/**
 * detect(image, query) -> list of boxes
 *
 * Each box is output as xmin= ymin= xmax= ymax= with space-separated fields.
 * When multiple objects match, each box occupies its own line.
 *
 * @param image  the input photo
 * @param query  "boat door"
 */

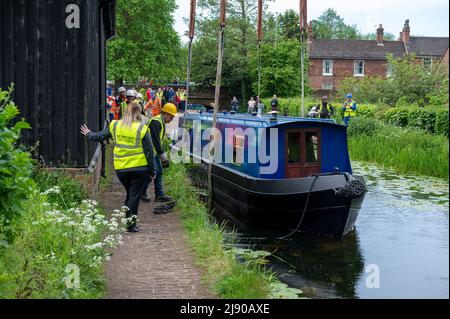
xmin=285 ymin=129 xmax=321 ymax=178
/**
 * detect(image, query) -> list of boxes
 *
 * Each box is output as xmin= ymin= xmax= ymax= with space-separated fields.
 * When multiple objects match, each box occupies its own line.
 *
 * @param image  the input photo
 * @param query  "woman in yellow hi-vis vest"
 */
xmin=81 ymin=102 xmax=155 ymax=233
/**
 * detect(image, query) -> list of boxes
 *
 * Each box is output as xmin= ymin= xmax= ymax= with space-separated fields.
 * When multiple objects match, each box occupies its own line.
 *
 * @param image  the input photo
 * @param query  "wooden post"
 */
xmin=186 ymin=0 xmax=197 ymax=112
xmin=300 ymin=0 xmax=307 ymax=117
xmin=208 ymin=0 xmax=227 ymax=201
xmin=257 ymin=0 xmax=263 ymax=100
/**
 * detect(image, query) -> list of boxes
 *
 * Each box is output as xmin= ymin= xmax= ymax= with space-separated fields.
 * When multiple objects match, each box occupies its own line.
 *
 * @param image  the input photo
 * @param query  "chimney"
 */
xmin=376 ymin=24 xmax=384 ymax=46
xmin=401 ymin=19 xmax=410 ymax=42
xmin=308 ymin=21 xmax=314 ymax=42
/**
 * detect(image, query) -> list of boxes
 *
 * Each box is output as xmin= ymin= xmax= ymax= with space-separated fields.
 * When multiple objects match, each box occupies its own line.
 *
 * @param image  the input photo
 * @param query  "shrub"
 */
xmin=435 ymin=109 xmax=449 ymax=137
xmin=408 ymin=109 xmax=437 ymax=133
xmin=347 ymin=117 xmax=379 ymax=136
xmin=384 ymin=108 xmax=410 ymax=127
xmin=0 ymin=88 xmax=34 ymax=242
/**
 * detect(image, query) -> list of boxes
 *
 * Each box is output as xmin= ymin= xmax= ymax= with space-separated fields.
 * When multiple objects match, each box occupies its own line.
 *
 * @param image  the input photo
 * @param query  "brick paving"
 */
xmin=100 ymin=140 xmax=214 ymax=299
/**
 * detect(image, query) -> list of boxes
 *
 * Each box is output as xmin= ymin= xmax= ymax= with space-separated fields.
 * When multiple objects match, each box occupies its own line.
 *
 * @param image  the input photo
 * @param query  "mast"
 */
xmin=300 ymin=0 xmax=307 ymax=117
xmin=257 ymin=0 xmax=263 ymax=100
xmin=208 ymin=0 xmax=227 ymax=200
xmin=186 ymin=0 xmax=197 ymax=112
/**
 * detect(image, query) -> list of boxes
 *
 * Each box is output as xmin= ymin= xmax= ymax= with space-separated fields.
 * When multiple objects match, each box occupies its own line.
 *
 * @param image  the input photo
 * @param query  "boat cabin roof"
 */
xmin=184 ymin=112 xmax=342 ymax=129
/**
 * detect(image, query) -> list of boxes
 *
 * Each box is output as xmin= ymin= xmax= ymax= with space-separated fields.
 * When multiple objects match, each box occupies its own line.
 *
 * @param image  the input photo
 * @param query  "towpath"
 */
xmin=100 ymin=114 xmax=214 ymax=299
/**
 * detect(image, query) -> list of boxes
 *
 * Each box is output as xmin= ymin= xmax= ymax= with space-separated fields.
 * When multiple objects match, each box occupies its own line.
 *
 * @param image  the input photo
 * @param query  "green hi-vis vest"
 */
xmin=344 ymin=101 xmax=357 ymax=117
xmin=110 ymin=120 xmax=147 ymax=170
xmin=120 ymin=102 xmax=127 ymax=117
xmin=147 ymin=115 xmax=165 ymax=155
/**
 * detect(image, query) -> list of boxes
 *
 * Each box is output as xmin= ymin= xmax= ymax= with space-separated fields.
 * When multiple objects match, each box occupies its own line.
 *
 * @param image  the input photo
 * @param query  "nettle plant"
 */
xmin=0 ymin=87 xmax=33 ymax=242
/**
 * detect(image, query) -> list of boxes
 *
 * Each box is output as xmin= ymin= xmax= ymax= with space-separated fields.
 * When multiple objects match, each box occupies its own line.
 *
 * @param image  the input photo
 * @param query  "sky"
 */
xmin=174 ymin=0 xmax=449 ymax=42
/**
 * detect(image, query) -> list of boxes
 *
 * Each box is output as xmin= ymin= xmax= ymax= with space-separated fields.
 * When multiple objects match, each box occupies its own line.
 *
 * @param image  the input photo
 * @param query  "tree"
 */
xmin=277 ymin=9 xmax=301 ymax=40
xmin=192 ymin=0 xmax=273 ymax=102
xmin=312 ymin=8 xmax=361 ymax=40
xmin=360 ymin=32 xmax=395 ymax=41
xmin=107 ymin=0 xmax=183 ymax=85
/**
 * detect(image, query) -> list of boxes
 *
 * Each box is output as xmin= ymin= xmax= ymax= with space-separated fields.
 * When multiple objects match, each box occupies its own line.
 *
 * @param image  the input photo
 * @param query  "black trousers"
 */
xmin=116 ymin=170 xmax=151 ymax=228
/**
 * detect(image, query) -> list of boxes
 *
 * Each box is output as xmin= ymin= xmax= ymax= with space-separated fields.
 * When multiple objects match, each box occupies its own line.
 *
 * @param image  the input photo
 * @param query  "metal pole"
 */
xmin=208 ymin=0 xmax=227 ymax=200
xmin=300 ymin=0 xmax=307 ymax=117
xmin=301 ymin=33 xmax=305 ymax=117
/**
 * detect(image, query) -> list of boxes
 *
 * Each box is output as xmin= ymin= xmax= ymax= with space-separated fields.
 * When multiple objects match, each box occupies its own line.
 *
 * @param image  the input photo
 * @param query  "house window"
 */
xmin=423 ymin=57 xmax=433 ymax=70
xmin=322 ymin=83 xmax=333 ymax=90
xmin=354 ymin=60 xmax=365 ymax=76
xmin=323 ymin=59 xmax=333 ymax=75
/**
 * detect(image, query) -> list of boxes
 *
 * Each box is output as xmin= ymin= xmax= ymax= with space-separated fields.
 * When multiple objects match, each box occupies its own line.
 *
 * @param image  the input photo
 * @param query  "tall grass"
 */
xmin=348 ymin=118 xmax=449 ymax=180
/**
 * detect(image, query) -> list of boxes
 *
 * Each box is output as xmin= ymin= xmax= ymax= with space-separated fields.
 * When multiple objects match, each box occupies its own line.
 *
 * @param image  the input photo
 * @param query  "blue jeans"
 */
xmin=141 ymin=155 xmax=165 ymax=198
xmin=344 ymin=116 xmax=351 ymax=126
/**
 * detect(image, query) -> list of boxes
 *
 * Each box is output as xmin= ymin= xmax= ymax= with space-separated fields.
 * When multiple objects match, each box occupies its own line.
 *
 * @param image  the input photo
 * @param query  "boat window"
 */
xmin=305 ymin=132 xmax=319 ymax=163
xmin=233 ymin=135 xmax=245 ymax=165
xmin=288 ymin=132 xmax=301 ymax=163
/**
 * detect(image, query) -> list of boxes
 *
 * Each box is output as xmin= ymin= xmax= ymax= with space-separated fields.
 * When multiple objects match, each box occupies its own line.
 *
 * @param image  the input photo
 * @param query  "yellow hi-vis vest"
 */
xmin=344 ymin=101 xmax=357 ymax=117
xmin=147 ymin=115 xmax=165 ymax=155
xmin=120 ymin=101 xmax=128 ymax=117
xmin=319 ymin=104 xmax=332 ymax=115
xmin=110 ymin=120 xmax=148 ymax=170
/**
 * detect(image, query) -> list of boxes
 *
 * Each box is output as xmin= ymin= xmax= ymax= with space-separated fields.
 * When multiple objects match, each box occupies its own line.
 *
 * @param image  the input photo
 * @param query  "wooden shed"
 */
xmin=0 ymin=0 xmax=116 ymax=167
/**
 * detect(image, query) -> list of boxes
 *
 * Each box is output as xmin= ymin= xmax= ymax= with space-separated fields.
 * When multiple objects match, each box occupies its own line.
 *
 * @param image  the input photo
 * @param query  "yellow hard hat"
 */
xmin=162 ymin=103 xmax=177 ymax=116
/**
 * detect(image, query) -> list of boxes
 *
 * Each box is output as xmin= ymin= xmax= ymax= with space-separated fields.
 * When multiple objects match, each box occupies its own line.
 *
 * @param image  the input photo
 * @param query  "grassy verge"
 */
xmin=0 ymin=170 xmax=125 ymax=299
xmin=165 ymin=163 xmax=303 ymax=299
xmin=347 ymin=118 xmax=449 ymax=180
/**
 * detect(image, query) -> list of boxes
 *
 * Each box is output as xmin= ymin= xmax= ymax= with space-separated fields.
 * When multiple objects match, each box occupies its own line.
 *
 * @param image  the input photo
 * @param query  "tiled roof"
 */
xmin=309 ymin=39 xmax=406 ymax=60
xmin=407 ymin=37 xmax=449 ymax=57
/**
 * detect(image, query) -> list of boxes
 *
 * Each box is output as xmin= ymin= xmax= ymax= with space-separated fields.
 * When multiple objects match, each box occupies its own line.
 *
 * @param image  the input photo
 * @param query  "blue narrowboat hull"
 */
xmin=190 ymin=162 xmax=365 ymax=238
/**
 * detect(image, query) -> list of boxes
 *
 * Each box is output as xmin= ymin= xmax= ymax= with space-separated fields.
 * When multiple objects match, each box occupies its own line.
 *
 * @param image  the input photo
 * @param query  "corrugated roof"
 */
xmin=407 ymin=37 xmax=449 ymax=57
xmin=309 ymin=39 xmax=406 ymax=60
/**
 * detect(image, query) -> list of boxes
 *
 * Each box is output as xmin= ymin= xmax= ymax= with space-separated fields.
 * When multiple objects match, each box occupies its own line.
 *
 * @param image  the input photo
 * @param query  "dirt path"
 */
xmin=100 ymin=158 xmax=214 ymax=299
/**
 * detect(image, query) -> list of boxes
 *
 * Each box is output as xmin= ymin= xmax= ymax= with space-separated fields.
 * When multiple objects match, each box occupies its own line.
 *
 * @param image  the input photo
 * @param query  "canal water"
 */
xmin=210 ymin=162 xmax=449 ymax=299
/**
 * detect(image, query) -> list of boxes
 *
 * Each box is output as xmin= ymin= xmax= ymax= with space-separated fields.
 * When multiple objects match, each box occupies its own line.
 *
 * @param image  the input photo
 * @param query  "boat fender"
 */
xmin=335 ymin=174 xmax=367 ymax=199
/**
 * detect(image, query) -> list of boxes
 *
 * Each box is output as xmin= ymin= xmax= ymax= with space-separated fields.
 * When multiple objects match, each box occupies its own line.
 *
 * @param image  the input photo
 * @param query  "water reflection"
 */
xmin=209 ymin=162 xmax=449 ymax=299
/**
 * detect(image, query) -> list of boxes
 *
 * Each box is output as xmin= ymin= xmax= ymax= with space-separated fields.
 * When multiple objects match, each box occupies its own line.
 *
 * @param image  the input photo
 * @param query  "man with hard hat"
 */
xmin=116 ymin=87 xmax=127 ymax=117
xmin=141 ymin=103 xmax=178 ymax=203
xmin=342 ymin=94 xmax=357 ymax=126
xmin=121 ymin=90 xmax=137 ymax=118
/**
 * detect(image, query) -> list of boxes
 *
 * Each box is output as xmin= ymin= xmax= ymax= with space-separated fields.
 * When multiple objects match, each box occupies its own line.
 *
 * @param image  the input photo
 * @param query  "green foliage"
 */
xmin=347 ymin=117 xmax=379 ymax=136
xmin=312 ymin=8 xmax=361 ymax=40
xmin=32 ymin=170 xmax=88 ymax=209
xmin=0 ymin=189 xmax=125 ymax=299
xmin=249 ymin=40 xmax=311 ymax=98
xmin=435 ymin=109 xmax=449 ymax=137
xmin=408 ymin=109 xmax=437 ymax=133
xmin=107 ymin=0 xmax=183 ymax=84
xmin=339 ymin=55 xmax=449 ymax=108
xmin=0 ymin=87 xmax=34 ymax=242
xmin=349 ymin=122 xmax=449 ymax=179
xmin=384 ymin=108 xmax=410 ymax=127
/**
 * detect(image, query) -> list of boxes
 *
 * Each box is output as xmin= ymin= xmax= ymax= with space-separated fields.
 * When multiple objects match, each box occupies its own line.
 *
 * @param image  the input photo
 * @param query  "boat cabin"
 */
xmin=179 ymin=112 xmax=353 ymax=180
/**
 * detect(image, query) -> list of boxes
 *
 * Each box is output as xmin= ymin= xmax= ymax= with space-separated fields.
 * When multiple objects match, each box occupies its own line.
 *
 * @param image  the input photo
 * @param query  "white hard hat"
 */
xmin=126 ymin=90 xmax=137 ymax=97
xmin=118 ymin=87 xmax=126 ymax=93
xmin=137 ymin=93 xmax=143 ymax=99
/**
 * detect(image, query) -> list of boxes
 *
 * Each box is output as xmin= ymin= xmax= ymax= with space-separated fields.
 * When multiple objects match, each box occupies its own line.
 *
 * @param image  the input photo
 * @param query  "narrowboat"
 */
xmin=173 ymin=112 xmax=367 ymax=238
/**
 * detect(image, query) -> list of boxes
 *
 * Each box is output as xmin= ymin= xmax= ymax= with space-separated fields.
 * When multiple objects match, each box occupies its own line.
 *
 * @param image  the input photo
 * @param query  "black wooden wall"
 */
xmin=0 ymin=0 xmax=115 ymax=167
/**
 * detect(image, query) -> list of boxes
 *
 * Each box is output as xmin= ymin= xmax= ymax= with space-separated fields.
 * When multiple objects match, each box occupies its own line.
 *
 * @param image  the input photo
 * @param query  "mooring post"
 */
xmin=208 ymin=0 xmax=227 ymax=206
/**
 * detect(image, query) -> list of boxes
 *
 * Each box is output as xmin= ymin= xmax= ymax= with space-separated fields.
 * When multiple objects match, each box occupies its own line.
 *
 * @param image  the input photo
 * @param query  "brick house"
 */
xmin=308 ymin=20 xmax=449 ymax=93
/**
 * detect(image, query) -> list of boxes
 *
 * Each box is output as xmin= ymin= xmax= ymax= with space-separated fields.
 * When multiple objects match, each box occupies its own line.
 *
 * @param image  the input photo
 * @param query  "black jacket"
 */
xmin=87 ymin=125 xmax=155 ymax=173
